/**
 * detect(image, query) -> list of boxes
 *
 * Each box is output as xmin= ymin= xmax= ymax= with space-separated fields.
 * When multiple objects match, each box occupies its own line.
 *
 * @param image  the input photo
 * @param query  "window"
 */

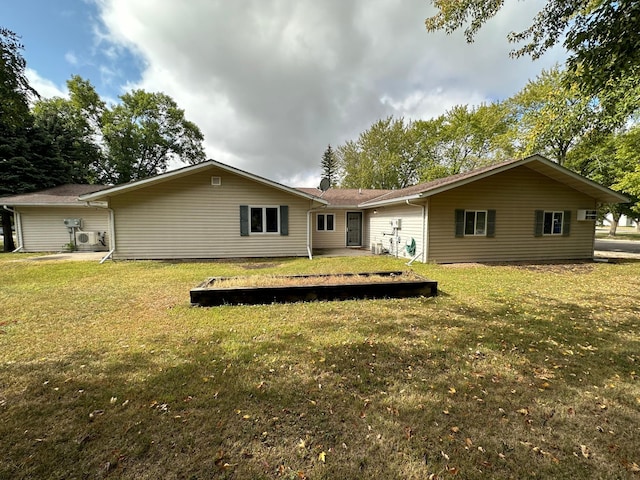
xmin=534 ymin=210 xmax=571 ymax=237
xmin=250 ymin=207 xmax=279 ymax=233
xmin=544 ymin=211 xmax=563 ymax=235
xmin=455 ymin=209 xmax=496 ymax=237
xmin=317 ymin=213 xmax=335 ymax=231
xmin=465 ymin=210 xmax=487 ymax=236
xmin=240 ymin=205 xmax=289 ymax=236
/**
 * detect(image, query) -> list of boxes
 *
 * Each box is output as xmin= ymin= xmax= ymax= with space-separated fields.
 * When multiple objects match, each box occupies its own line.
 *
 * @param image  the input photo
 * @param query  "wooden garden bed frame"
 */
xmin=190 ymin=271 xmax=438 ymax=306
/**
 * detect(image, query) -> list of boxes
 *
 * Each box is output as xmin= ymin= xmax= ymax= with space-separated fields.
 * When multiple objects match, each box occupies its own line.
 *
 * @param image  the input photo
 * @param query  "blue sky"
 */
xmin=2 ymin=0 xmax=566 ymax=186
xmin=3 ymin=0 xmax=141 ymax=100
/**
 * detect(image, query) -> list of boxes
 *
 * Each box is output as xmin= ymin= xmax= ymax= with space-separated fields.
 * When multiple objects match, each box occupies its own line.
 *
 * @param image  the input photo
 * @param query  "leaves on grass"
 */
xmin=580 ymin=444 xmax=591 ymax=459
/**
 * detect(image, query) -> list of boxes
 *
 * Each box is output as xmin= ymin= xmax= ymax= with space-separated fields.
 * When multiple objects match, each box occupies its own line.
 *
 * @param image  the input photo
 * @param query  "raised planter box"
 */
xmin=190 ymin=271 xmax=437 ymax=306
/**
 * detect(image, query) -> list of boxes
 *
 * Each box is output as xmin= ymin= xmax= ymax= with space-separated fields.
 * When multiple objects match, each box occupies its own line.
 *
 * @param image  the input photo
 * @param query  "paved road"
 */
xmin=595 ymin=238 xmax=640 ymax=254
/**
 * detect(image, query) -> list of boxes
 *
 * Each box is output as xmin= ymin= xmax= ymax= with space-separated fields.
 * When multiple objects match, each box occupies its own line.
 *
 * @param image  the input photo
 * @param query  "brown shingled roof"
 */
xmin=295 ymin=187 xmax=393 ymax=206
xmin=0 ymin=184 xmax=109 ymax=206
xmin=358 ymin=158 xmax=523 ymax=205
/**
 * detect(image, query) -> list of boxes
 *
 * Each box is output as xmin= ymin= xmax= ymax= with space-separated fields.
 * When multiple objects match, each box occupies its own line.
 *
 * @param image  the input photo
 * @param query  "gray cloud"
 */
xmin=95 ymin=0 xmax=565 ymax=186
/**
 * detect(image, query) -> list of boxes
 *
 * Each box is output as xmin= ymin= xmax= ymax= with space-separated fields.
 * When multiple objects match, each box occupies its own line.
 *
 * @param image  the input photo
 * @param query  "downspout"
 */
xmin=100 ymin=207 xmax=116 ymax=264
xmin=306 ymin=207 xmax=313 ymax=260
xmin=405 ymin=199 xmax=426 ymax=264
xmin=85 ymin=201 xmax=115 ymax=263
xmin=3 ymin=205 xmax=23 ymax=252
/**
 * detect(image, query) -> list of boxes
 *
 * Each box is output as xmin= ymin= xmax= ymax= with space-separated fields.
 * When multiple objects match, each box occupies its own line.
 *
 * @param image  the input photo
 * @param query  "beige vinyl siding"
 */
xmin=428 ymin=165 xmax=596 ymax=263
xmin=18 ymin=206 xmax=109 ymax=252
xmin=109 ymin=167 xmax=312 ymax=259
xmin=311 ymin=211 xmax=347 ymax=249
xmin=368 ymin=204 xmax=424 ymax=260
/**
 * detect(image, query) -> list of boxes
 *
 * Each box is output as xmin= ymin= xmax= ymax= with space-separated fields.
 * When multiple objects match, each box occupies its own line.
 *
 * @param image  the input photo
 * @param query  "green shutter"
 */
xmin=534 ymin=210 xmax=544 ymax=237
xmin=280 ymin=205 xmax=289 ymax=236
xmin=240 ymin=205 xmax=249 ymax=236
xmin=487 ymin=210 xmax=496 ymax=238
xmin=455 ymin=209 xmax=465 ymax=237
xmin=562 ymin=210 xmax=571 ymax=236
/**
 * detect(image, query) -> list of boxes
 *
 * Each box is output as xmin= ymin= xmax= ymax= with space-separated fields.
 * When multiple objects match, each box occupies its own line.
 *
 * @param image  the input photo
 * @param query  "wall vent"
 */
xmin=211 ymin=176 xmax=222 ymax=186
xmin=577 ymin=209 xmax=597 ymax=221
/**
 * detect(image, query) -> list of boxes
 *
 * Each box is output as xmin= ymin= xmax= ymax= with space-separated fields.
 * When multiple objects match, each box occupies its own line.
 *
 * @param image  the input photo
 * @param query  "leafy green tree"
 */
xmin=320 ymin=144 xmax=338 ymax=188
xmin=507 ymin=67 xmax=599 ymax=165
xmin=612 ymin=125 xmax=640 ymax=229
xmin=0 ymin=29 xmax=71 ymax=251
xmin=414 ymin=102 xmax=515 ymax=178
xmin=32 ymin=96 xmax=102 ymax=184
xmin=34 ymin=77 xmax=206 ymax=184
xmin=0 ymin=28 xmax=38 ymax=130
xmin=425 ymin=1 xmax=640 ymax=118
xmin=337 ymin=117 xmax=420 ymax=189
xmin=99 ymin=90 xmax=205 ymax=183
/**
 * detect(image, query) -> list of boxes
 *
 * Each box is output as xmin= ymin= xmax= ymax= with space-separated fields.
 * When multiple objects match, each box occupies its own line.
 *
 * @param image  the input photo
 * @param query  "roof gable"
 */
xmin=79 ymin=160 xmax=327 ymax=204
xmin=359 ymin=155 xmax=628 ymax=207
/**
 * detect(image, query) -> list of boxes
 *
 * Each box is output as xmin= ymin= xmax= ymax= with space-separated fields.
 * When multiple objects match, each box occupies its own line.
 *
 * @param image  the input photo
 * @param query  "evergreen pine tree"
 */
xmin=320 ymin=144 xmax=338 ymax=188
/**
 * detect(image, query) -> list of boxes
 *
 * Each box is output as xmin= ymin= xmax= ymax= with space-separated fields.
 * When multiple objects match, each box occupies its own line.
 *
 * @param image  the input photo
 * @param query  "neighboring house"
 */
xmin=0 ymin=155 xmax=627 ymax=263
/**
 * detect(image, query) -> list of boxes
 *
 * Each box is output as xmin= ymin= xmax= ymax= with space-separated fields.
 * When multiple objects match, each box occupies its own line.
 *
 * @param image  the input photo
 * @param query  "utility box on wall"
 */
xmin=63 ymin=218 xmax=82 ymax=228
xmin=390 ymin=218 xmax=402 ymax=229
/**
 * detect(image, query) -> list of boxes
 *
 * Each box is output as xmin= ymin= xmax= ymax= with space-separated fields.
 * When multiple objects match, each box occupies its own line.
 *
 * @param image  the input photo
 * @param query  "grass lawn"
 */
xmin=1 ymin=254 xmax=639 ymax=479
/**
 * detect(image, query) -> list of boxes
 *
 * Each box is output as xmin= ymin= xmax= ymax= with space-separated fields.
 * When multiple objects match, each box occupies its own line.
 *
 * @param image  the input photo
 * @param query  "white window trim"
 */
xmin=316 ymin=213 xmax=335 ymax=232
xmin=543 ymin=210 xmax=564 ymax=236
xmin=464 ymin=210 xmax=488 ymax=237
xmin=249 ymin=205 xmax=280 ymax=235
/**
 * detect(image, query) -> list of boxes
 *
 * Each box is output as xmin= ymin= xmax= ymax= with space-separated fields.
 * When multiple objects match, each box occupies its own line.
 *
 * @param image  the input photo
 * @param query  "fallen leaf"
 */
xmin=448 ymin=387 xmax=457 ymax=394
xmin=580 ymin=444 xmax=591 ymax=459
xmin=318 ymin=451 xmax=326 ymax=463
xmin=451 ymin=426 xmax=459 ymax=433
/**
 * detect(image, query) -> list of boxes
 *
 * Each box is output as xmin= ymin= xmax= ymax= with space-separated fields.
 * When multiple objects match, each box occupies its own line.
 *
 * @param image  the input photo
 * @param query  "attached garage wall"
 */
xmin=428 ymin=165 xmax=596 ymax=263
xmin=369 ymin=204 xmax=424 ymax=260
xmin=18 ymin=206 xmax=109 ymax=252
xmin=109 ymin=167 xmax=314 ymax=259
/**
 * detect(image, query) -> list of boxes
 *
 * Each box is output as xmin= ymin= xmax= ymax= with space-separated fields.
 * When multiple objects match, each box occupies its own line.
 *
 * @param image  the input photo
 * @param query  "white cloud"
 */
xmin=26 ymin=68 xmax=67 ymax=99
xmin=92 ymin=0 xmax=565 ymax=186
xmin=64 ymin=51 xmax=79 ymax=66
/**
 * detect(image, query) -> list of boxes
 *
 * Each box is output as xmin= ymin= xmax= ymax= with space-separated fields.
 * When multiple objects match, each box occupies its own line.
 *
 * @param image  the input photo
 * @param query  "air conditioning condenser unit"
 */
xmin=75 ymin=231 xmax=99 ymax=245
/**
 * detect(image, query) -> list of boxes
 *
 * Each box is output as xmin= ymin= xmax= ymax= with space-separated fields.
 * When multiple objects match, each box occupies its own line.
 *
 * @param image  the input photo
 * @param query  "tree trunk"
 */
xmin=1 ymin=210 xmax=16 ymax=252
xmin=608 ymin=213 xmax=620 ymax=236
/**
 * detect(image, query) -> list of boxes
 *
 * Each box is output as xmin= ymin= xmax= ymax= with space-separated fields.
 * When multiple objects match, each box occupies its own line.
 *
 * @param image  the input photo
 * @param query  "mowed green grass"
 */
xmin=1 ymin=254 xmax=639 ymax=479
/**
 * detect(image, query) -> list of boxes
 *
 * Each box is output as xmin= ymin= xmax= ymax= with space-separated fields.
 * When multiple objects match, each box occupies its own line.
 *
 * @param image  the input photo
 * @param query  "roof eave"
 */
xmin=359 ymin=193 xmax=423 ymax=208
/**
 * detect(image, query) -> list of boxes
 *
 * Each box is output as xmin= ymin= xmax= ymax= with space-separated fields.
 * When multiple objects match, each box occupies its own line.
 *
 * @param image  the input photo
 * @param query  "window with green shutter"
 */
xmin=240 ymin=205 xmax=288 ymax=236
xmin=455 ymin=209 xmax=495 ymax=237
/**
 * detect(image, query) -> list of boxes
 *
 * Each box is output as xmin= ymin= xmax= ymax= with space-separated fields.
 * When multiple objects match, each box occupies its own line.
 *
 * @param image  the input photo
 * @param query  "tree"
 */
xmin=414 ymin=102 xmax=515 ymax=178
xmin=425 ymin=1 xmax=640 ymax=118
xmin=34 ymin=77 xmax=207 ymax=184
xmin=99 ymin=90 xmax=205 ymax=183
xmin=507 ymin=66 xmax=599 ymax=165
xmin=1 ymin=29 xmax=70 ymax=251
xmin=32 ymin=96 xmax=102 ymax=184
xmin=0 ymin=28 xmax=38 ymax=130
xmin=336 ymin=117 xmax=421 ymax=189
xmin=320 ymin=144 xmax=338 ymax=188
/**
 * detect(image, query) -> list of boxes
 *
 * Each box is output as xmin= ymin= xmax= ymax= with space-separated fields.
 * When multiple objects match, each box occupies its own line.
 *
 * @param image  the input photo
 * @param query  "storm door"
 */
xmin=346 ymin=212 xmax=362 ymax=246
